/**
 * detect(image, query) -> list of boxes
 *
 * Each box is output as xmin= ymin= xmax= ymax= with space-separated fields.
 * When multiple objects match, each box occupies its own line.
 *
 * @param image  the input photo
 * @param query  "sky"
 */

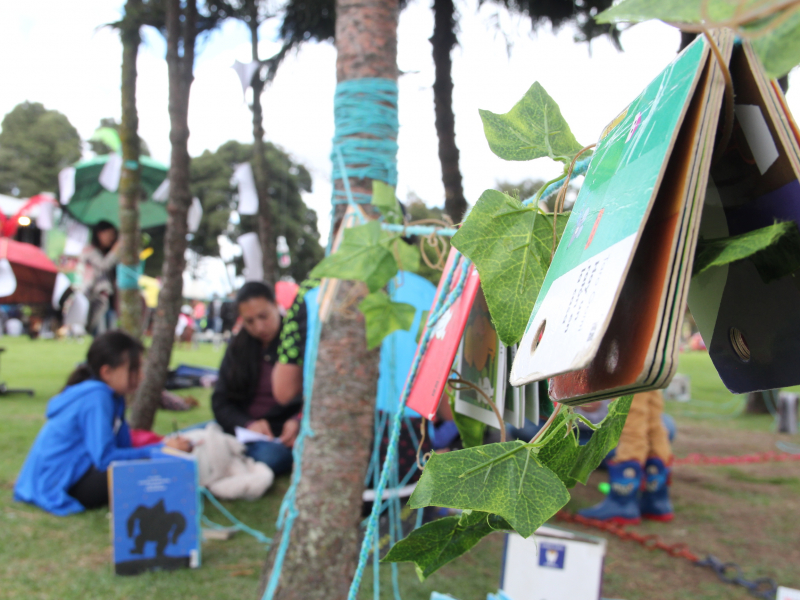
xmin=3 ymin=0 xmax=800 ymax=250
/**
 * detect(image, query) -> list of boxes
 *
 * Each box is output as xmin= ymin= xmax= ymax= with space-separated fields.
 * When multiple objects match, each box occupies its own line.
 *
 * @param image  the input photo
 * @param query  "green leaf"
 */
xmin=595 ymin=0 xmax=800 ymax=78
xmin=693 ymin=221 xmax=800 ymax=283
xmin=409 ymin=441 xmax=570 ymax=537
xmin=479 ymin=82 xmax=584 ymax=163
xmin=387 ymin=236 xmax=421 ymax=274
xmin=382 ymin=510 xmax=508 ymax=580
xmin=359 ymin=291 xmax=416 ymax=350
xmin=569 ymin=396 xmax=633 ymax=484
xmin=449 ymin=393 xmax=486 ymax=449
xmin=372 ymin=180 xmax=404 ymax=224
xmin=749 ymin=10 xmax=800 ymax=78
xmin=451 ymin=189 xmax=568 ymax=346
xmin=310 ymin=221 xmax=397 ymax=292
xmin=535 ymin=410 xmax=582 ymax=488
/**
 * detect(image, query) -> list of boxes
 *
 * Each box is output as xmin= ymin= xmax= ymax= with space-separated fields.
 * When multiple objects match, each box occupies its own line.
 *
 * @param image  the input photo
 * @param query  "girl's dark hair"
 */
xmin=66 ymin=330 xmax=144 ymax=388
xmin=91 ymin=220 xmax=118 ymax=255
xmin=225 ymin=281 xmax=277 ymax=404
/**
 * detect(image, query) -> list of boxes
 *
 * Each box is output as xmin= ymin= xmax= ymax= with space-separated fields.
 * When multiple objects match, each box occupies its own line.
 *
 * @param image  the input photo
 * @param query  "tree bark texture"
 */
xmin=258 ymin=281 xmax=380 ymax=600
xmin=430 ymin=0 xmax=466 ymax=224
xmin=257 ymin=0 xmax=398 ymax=597
xmin=248 ymin=8 xmax=278 ymax=286
xmin=118 ymin=0 xmax=143 ymax=337
xmin=129 ymin=0 xmax=197 ymax=430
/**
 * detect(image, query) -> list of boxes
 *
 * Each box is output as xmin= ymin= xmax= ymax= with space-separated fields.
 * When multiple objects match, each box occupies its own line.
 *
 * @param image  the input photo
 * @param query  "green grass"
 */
xmin=0 ymin=339 xmax=791 ymax=599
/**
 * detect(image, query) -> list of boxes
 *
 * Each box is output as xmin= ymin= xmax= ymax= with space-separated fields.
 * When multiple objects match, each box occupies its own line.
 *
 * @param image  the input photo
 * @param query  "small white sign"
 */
xmin=778 ymin=586 xmax=800 ymax=600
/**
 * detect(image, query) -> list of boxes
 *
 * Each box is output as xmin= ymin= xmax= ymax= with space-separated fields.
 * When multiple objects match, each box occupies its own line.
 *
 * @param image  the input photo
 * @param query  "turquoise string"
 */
xmin=521 ymin=156 xmax=592 ymax=207
xmin=199 ymin=487 xmax=271 ymax=545
xmin=116 ymin=262 xmax=143 ymax=290
xmin=347 ymin=255 xmax=470 ymax=600
xmin=331 ymin=78 xmax=399 ymax=204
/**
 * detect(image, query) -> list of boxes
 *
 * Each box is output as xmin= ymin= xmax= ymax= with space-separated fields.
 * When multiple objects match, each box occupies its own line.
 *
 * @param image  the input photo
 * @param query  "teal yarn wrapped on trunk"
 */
xmin=331 ymin=78 xmax=399 ymax=204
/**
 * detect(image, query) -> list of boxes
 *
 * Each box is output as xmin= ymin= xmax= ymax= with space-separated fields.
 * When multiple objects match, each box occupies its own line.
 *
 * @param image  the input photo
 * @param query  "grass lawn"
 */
xmin=1 ymin=338 xmax=798 ymax=599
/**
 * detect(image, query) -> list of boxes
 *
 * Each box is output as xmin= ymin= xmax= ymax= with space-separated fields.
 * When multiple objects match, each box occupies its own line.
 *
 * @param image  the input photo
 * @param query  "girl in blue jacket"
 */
xmin=14 ymin=331 xmax=190 ymax=516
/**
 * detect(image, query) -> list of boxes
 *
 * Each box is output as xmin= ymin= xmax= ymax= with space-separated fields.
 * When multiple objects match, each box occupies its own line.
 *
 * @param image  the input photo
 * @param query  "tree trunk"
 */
xmin=129 ymin=0 xmax=197 ymax=431
xmin=257 ymin=0 xmax=398 ymax=597
xmin=431 ymin=0 xmax=466 ymax=224
xmin=248 ymin=8 xmax=278 ymax=286
xmin=118 ymin=0 xmax=143 ymax=337
xmin=746 ymin=391 xmax=772 ymax=415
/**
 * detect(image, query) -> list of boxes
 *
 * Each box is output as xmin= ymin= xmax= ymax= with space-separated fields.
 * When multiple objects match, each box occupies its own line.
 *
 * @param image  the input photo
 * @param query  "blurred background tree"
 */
xmin=0 ymin=101 xmax=82 ymax=197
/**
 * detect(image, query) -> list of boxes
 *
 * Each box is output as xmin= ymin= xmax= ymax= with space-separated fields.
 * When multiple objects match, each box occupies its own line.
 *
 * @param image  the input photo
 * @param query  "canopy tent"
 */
xmin=62 ymin=155 xmax=169 ymax=229
xmin=0 ymin=237 xmax=58 ymax=305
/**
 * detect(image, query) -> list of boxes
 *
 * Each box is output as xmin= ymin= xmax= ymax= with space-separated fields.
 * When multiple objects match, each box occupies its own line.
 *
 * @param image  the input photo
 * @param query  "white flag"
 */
xmin=64 ymin=220 xmax=89 ymax=256
xmin=187 ymin=197 xmax=203 ymax=233
xmin=237 ymin=232 xmax=264 ymax=282
xmin=59 ymin=167 xmax=75 ymax=205
xmin=36 ymin=200 xmax=55 ymax=231
xmin=231 ymin=162 xmax=259 ymax=215
xmin=152 ymin=178 xmax=170 ymax=202
xmin=232 ymin=60 xmax=261 ymax=97
xmin=99 ymin=153 xmax=123 ymax=192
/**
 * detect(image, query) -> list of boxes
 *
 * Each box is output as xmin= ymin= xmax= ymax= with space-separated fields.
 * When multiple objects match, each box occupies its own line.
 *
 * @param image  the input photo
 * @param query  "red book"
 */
xmin=405 ymin=248 xmax=481 ymax=420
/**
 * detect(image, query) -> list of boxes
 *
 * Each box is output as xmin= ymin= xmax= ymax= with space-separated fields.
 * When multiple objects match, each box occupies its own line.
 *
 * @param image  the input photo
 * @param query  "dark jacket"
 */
xmin=211 ymin=326 xmax=300 ymax=435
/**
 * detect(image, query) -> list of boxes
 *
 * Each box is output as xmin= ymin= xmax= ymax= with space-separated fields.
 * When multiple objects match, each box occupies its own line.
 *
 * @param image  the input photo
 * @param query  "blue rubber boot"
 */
xmin=640 ymin=457 xmax=674 ymax=522
xmin=578 ymin=460 xmax=642 ymax=524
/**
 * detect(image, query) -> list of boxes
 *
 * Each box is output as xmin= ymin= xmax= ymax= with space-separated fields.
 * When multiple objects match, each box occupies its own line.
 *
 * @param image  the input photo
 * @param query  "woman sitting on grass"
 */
xmin=212 ymin=281 xmax=304 ymax=477
xmin=14 ymin=331 xmax=191 ymax=516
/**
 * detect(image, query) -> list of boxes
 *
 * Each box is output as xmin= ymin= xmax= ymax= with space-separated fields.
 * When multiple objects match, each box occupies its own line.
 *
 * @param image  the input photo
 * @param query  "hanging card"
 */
xmin=453 ymin=288 xmax=508 ymax=430
xmin=405 ymin=248 xmax=480 ymax=420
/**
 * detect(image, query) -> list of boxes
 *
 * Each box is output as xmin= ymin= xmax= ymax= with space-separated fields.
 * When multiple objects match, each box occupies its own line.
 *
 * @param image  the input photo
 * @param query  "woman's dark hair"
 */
xmin=224 ymin=281 xmax=277 ymax=404
xmin=91 ymin=220 xmax=118 ymax=255
xmin=65 ymin=330 xmax=144 ymax=388
xmin=235 ymin=281 xmax=275 ymax=305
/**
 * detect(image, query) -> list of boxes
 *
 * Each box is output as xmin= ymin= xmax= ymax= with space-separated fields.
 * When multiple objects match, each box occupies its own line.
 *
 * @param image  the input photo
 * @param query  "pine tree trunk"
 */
xmin=118 ymin=0 xmax=143 ymax=337
xmin=431 ymin=0 xmax=466 ymax=224
xmin=249 ymin=9 xmax=278 ymax=286
xmin=129 ymin=0 xmax=197 ymax=430
xmin=256 ymin=0 xmax=398 ymax=596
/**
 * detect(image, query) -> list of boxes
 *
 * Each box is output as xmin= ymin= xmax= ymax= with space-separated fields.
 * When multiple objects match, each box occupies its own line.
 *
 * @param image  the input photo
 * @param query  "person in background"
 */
xmin=175 ymin=304 xmax=195 ymax=347
xmin=79 ymin=221 xmax=119 ymax=336
xmin=579 ymin=390 xmax=674 ymax=524
xmin=14 ymin=331 xmax=191 ymax=516
xmin=211 ymin=282 xmax=304 ymax=476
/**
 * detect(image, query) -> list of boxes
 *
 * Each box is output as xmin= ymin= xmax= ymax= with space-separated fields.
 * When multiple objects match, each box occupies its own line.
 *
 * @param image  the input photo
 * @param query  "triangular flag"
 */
xmin=232 ymin=60 xmax=261 ymax=97
xmin=152 ymin=178 xmax=170 ymax=202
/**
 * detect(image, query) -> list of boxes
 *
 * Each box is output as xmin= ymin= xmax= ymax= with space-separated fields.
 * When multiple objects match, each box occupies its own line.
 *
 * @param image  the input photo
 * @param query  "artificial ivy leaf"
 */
xmin=479 ymin=82 xmax=584 ymax=163
xmin=449 ymin=393 xmax=486 ymax=449
xmin=382 ymin=510 xmax=508 ymax=580
xmin=535 ymin=410 xmax=581 ymax=488
xmin=359 ymin=291 xmax=416 ymax=350
xmin=310 ymin=220 xmax=397 ymax=292
xmin=570 ymin=396 xmax=633 ymax=484
xmin=409 ymin=441 xmax=570 ymax=538
xmin=451 ymin=189 xmax=568 ymax=346
xmin=749 ymin=10 xmax=800 ymax=79
xmin=693 ymin=221 xmax=800 ymax=283
xmin=384 ymin=235 xmax=421 ymax=273
xmin=537 ymin=396 xmax=633 ymax=488
xmin=372 ymin=180 xmax=404 ymax=224
xmin=596 ymin=0 xmax=800 ymax=78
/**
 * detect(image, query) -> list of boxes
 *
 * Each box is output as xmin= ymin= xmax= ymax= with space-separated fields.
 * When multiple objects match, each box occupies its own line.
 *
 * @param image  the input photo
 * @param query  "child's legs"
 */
xmin=646 ymin=390 xmax=672 ymax=462
xmin=67 ymin=466 xmax=109 ymax=509
xmin=614 ymin=393 xmax=650 ymax=464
